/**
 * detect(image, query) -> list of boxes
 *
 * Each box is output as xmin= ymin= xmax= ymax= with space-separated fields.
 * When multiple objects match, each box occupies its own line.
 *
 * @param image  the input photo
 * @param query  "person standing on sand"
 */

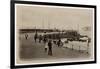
xmin=43 ymin=32 xmax=47 ymax=44
xmin=48 ymin=40 xmax=52 ymax=56
xmin=39 ymin=35 xmax=42 ymax=43
xmin=25 ymin=33 xmax=28 ymax=40
xmin=57 ymin=39 xmax=63 ymax=47
xmin=34 ymin=32 xmax=38 ymax=43
xmin=45 ymin=41 xmax=48 ymax=52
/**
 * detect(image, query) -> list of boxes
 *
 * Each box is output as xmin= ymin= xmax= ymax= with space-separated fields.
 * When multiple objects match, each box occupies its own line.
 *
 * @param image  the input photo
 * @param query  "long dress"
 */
xmin=45 ymin=42 xmax=48 ymax=52
xmin=48 ymin=42 xmax=52 ymax=56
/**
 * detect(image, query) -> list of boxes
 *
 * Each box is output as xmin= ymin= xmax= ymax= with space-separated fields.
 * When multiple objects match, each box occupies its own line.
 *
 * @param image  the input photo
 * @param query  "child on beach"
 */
xmin=45 ymin=42 xmax=48 ymax=52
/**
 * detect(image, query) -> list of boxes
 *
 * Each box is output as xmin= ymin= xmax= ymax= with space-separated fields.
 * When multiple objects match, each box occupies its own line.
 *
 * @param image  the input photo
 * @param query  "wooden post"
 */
xmin=72 ymin=45 xmax=73 ymax=50
xmin=79 ymin=45 xmax=80 ymax=52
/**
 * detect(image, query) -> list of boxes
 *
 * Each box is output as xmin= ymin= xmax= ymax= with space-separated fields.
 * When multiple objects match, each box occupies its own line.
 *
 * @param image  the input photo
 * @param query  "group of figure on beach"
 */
xmin=24 ymin=31 xmax=64 ymax=56
xmin=24 ymin=31 xmax=91 ymax=55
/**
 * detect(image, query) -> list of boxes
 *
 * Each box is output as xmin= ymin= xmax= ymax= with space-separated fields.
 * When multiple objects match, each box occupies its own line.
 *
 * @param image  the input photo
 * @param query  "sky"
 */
xmin=16 ymin=4 xmax=94 ymax=33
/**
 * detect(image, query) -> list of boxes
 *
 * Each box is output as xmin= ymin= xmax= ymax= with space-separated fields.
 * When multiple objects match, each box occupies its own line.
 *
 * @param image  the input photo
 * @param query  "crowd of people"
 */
xmin=24 ymin=31 xmax=64 ymax=56
xmin=24 ymin=31 xmax=91 ymax=56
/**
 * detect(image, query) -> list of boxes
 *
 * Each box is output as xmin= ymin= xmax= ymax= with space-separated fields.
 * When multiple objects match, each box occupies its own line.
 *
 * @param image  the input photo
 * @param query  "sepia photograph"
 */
xmin=11 ymin=0 xmax=96 ymax=68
